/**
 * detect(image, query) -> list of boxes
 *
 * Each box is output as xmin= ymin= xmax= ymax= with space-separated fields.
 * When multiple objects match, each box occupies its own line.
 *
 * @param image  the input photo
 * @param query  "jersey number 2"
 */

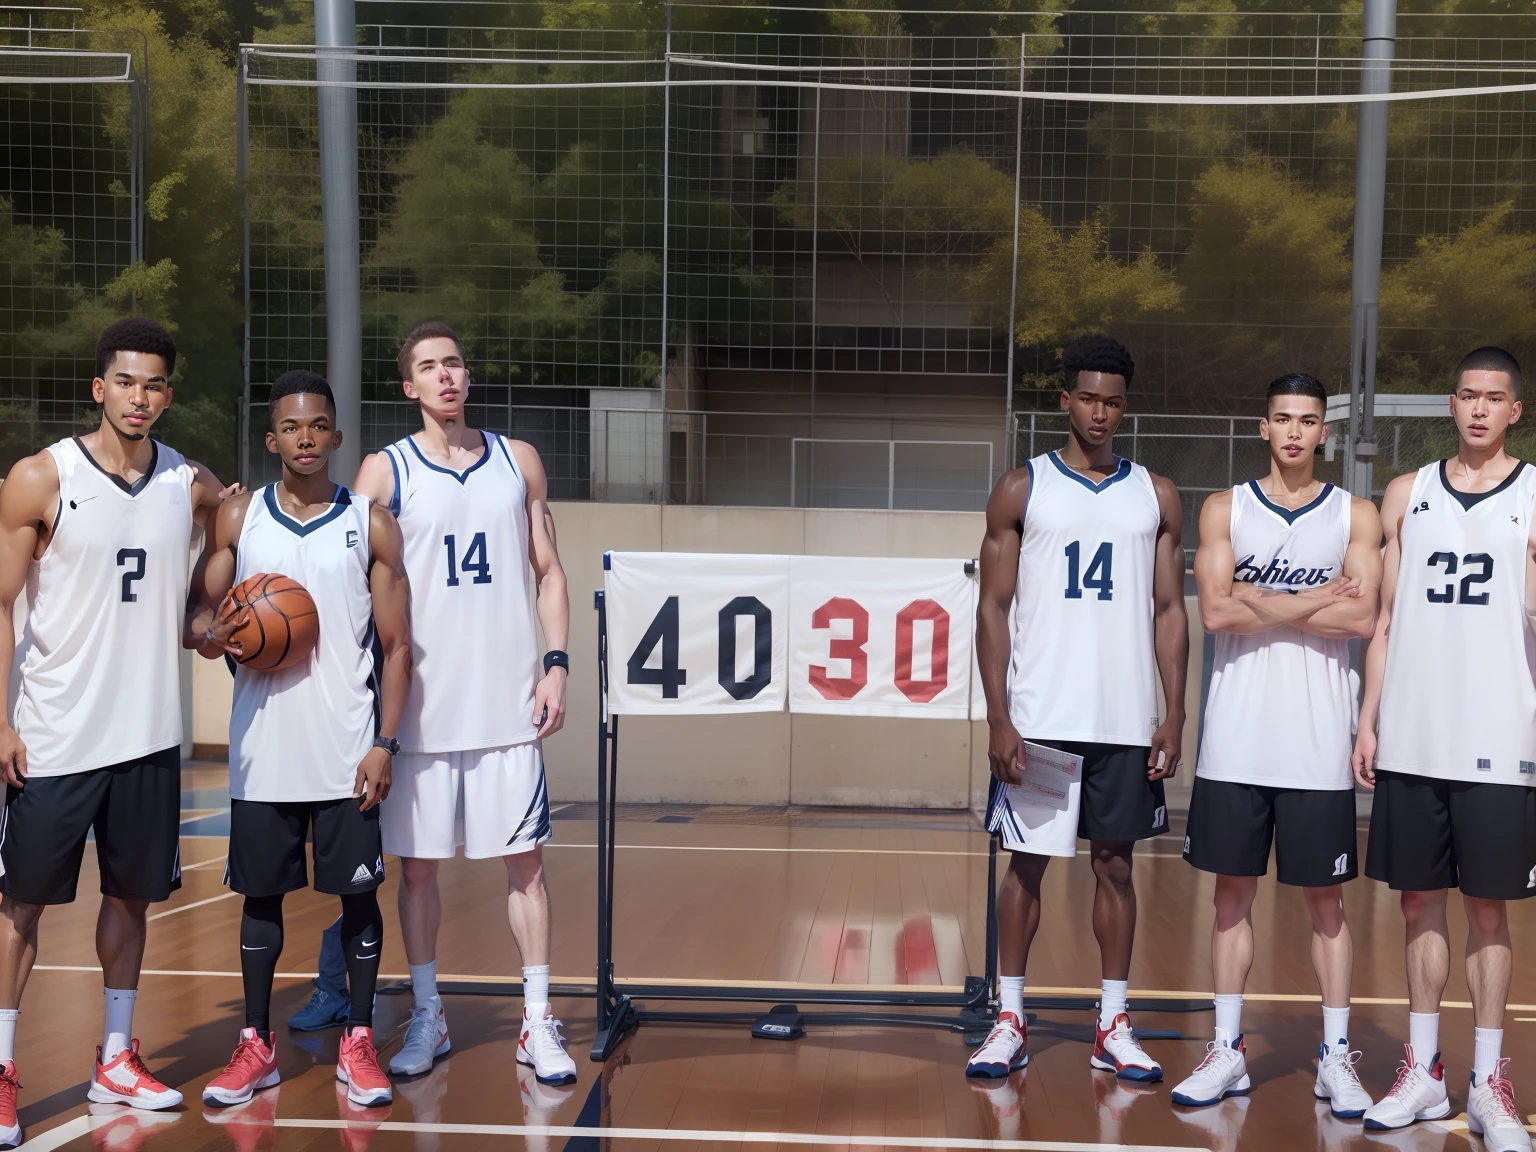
xmin=444 ymin=532 xmax=492 ymax=586
xmin=117 ymin=548 xmax=146 ymax=603
xmin=1064 ymin=541 xmax=1114 ymax=600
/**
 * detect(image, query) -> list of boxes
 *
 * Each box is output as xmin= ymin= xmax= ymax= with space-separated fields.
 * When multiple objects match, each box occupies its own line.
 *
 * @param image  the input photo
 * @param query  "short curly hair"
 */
xmin=268 ymin=369 xmax=335 ymax=428
xmin=96 ymin=317 xmax=176 ymax=380
xmin=1062 ymin=332 xmax=1134 ymax=390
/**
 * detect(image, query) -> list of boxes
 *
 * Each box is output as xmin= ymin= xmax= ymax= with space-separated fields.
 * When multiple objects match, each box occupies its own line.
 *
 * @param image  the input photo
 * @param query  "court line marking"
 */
xmin=272 ymin=1118 xmax=1198 ymax=1150
xmin=178 ymin=854 xmax=227 ymax=872
xmin=16 ymin=1114 xmax=89 ymax=1151
xmin=543 ymin=843 xmax=1191 ymax=859
xmin=146 ymin=891 xmax=239 ymax=921
xmin=23 ymin=966 xmax=1531 ymax=1011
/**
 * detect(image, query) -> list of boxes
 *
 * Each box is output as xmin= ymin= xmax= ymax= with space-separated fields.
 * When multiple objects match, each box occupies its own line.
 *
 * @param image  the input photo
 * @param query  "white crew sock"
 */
xmin=1408 ymin=1012 xmax=1440 ymax=1069
xmin=409 ymin=961 xmax=438 ymax=1010
xmin=1099 ymin=979 xmax=1129 ymax=1030
xmin=102 ymin=988 xmax=136 ymax=1062
xmin=523 ymin=965 xmax=550 ymax=1018
xmin=0 ymin=1010 xmax=16 ymax=1064
xmin=1214 ymin=993 xmax=1243 ymax=1045
xmin=1322 ymin=1004 xmax=1350 ymax=1053
xmin=1474 ymin=1027 xmax=1504 ymax=1080
xmin=1000 ymin=975 xmax=1025 ymax=1021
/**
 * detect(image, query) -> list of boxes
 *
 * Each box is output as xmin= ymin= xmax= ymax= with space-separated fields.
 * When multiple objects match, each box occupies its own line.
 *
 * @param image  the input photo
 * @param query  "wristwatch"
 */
xmin=373 ymin=735 xmax=400 ymax=755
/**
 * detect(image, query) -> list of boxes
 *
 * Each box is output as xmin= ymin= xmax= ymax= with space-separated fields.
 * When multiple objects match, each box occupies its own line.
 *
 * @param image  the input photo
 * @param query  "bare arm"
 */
xmin=977 ymin=468 xmax=1029 ymax=787
xmin=0 ymin=453 xmax=59 ymax=786
xmin=1148 ymin=474 xmax=1188 ymax=780
xmin=355 ymin=504 xmax=412 ymax=810
xmin=188 ymin=459 xmax=242 ymax=509
xmin=512 ymin=440 xmax=570 ymax=738
xmin=184 ymin=491 xmax=252 ymax=659
xmin=1294 ymin=496 xmax=1382 ymax=639
xmin=353 ymin=451 xmax=396 ymax=508
xmin=1353 ymin=473 xmax=1412 ymax=789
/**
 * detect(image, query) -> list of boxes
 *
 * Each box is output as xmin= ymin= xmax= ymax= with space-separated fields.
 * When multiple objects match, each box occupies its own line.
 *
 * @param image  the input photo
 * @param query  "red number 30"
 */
xmin=809 ymin=597 xmax=950 ymax=703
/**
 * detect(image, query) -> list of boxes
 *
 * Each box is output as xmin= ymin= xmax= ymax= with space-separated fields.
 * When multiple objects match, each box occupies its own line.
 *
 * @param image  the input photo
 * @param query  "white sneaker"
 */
xmin=517 ymin=1010 xmax=577 ymax=1086
xmin=1468 ymin=1060 xmax=1533 ymax=1152
xmin=1091 ymin=1013 xmax=1162 ymax=1083
xmin=389 ymin=998 xmax=451 ymax=1076
xmin=1171 ymin=1037 xmax=1250 ymax=1107
xmin=965 ymin=1012 xmax=1028 ymax=1079
xmin=1315 ymin=1041 xmax=1373 ymax=1118
xmin=1363 ymin=1046 xmax=1451 ymax=1130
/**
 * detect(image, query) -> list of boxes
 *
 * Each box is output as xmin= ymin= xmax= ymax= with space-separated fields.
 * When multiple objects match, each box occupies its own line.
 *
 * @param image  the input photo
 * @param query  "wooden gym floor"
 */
xmin=12 ymin=761 xmax=1536 ymax=1151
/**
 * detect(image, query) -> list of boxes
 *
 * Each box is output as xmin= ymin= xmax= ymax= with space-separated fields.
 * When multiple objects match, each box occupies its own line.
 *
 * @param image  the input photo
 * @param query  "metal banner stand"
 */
xmin=588 ymin=590 xmax=1204 ymax=1062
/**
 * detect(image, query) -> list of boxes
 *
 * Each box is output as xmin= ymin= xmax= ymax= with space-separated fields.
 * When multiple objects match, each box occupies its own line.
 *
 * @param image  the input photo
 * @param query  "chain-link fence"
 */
xmin=0 ymin=22 xmax=147 ymax=470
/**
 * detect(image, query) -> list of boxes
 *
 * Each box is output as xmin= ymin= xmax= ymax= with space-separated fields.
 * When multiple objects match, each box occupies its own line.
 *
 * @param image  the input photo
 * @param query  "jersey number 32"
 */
xmin=1425 ymin=551 xmax=1492 ymax=605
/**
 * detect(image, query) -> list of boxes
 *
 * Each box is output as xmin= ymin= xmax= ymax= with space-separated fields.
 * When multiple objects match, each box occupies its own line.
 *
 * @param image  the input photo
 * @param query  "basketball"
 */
xmin=228 ymin=572 xmax=318 ymax=672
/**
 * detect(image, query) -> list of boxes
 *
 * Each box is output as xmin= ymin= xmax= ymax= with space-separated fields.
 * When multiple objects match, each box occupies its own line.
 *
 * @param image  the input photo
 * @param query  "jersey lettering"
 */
xmin=1064 ymin=541 xmax=1114 ymax=600
xmin=116 ymin=548 xmax=147 ymax=603
xmin=1425 ymin=551 xmax=1494 ymax=605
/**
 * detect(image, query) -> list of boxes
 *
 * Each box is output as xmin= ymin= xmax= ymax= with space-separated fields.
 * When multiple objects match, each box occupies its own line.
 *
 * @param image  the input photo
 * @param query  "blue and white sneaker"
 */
xmin=1172 ymin=1036 xmax=1249 ymax=1106
xmin=287 ymin=986 xmax=349 ymax=1031
xmin=965 ymin=1012 xmax=1028 ymax=1079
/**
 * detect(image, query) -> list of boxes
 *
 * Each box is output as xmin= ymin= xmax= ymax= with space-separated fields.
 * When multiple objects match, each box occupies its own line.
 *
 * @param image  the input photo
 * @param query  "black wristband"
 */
xmin=544 ymin=650 xmax=569 ymax=673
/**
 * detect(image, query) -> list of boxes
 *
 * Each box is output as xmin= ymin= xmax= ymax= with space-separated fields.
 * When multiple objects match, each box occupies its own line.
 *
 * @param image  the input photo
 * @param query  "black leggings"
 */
xmin=240 ymin=890 xmax=383 ymax=1034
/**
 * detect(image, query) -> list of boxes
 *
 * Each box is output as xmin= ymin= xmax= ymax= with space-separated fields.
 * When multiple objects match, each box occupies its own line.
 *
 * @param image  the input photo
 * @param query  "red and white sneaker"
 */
xmin=965 ymin=1012 xmax=1029 ymax=1078
xmin=1091 ymin=1013 xmax=1163 ymax=1083
xmin=518 ymin=1010 xmax=577 ymax=1086
xmin=88 ymin=1041 xmax=183 ymax=1110
xmin=203 ymin=1029 xmax=280 ymax=1106
xmin=336 ymin=1027 xmax=392 ymax=1107
xmin=0 ymin=1061 xmax=19 ymax=1148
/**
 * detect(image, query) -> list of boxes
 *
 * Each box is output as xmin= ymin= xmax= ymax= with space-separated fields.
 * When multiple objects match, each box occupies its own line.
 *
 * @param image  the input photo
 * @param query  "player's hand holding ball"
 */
xmin=354 ymin=746 xmax=391 ymax=811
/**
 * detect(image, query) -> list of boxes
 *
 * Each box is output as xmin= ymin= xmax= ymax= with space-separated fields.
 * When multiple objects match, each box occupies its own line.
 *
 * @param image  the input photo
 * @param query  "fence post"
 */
xmin=658 ymin=5 xmax=671 ymax=397
xmin=1227 ymin=418 xmax=1235 ymax=488
xmin=888 ymin=441 xmax=896 ymax=510
xmin=1003 ymin=33 xmax=1025 ymax=476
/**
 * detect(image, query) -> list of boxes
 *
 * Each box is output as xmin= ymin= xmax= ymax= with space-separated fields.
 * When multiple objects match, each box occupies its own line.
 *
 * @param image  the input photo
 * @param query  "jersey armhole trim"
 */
xmin=385 ymin=448 xmax=402 ymax=516
xmin=1020 ymin=458 xmax=1034 ymax=529
xmin=496 ymin=434 xmax=521 ymax=482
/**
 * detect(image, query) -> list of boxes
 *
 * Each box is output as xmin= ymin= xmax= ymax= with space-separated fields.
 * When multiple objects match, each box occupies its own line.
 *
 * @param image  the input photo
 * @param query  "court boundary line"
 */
xmin=271 ymin=1118 xmax=1199 ymax=1150
xmin=24 ymin=966 xmax=1531 ymax=1010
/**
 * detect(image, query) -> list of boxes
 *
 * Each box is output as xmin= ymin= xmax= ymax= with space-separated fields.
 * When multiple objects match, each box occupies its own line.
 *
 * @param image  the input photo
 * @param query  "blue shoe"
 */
xmin=287 ymin=985 xmax=350 ymax=1031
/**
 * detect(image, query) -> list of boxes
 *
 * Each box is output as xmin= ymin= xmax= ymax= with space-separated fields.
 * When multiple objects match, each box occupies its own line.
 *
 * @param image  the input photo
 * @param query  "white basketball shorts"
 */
xmin=380 ymin=741 xmax=552 ymax=860
xmin=985 ymin=776 xmax=1081 ymax=858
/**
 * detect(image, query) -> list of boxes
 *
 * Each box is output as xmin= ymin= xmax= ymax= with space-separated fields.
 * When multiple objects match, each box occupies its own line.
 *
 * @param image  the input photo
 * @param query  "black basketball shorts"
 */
xmin=0 ymin=746 xmax=183 ymax=906
xmin=227 ymin=797 xmax=384 ymax=898
xmin=1365 ymin=771 xmax=1536 ymax=901
xmin=1037 ymin=740 xmax=1170 ymax=844
xmin=1183 ymin=776 xmax=1359 ymax=887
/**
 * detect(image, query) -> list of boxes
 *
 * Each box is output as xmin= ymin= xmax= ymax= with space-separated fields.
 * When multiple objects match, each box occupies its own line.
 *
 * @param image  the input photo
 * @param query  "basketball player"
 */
xmin=351 ymin=321 xmax=573 ymax=1084
xmin=0 ymin=317 xmax=239 ymax=1144
xmin=1353 ymin=347 xmax=1536 ymax=1151
xmin=187 ymin=370 xmax=411 ymax=1109
xmin=968 ymin=333 xmax=1188 ymax=1081
xmin=1172 ymin=373 xmax=1381 ymax=1112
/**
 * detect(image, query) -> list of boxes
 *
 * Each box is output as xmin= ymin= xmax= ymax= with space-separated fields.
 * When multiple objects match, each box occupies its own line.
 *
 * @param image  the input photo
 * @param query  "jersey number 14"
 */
xmin=444 ymin=532 xmax=492 ymax=586
xmin=1064 ymin=541 xmax=1114 ymax=601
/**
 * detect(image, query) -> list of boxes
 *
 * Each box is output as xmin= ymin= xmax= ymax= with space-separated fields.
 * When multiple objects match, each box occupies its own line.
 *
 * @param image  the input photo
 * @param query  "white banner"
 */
xmin=604 ymin=552 xmax=789 ymax=714
xmin=787 ymin=556 xmax=977 ymax=719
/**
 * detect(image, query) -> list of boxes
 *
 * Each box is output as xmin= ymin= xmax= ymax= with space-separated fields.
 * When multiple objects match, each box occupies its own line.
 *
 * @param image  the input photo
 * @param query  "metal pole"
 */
xmin=129 ymin=71 xmax=140 ymax=265
xmin=1004 ymin=34 xmax=1025 ymax=474
xmin=315 ymin=0 xmax=362 ymax=484
xmin=808 ymin=84 xmax=821 ymax=470
xmin=1347 ymin=0 xmax=1394 ymax=499
xmin=238 ymin=49 xmax=252 ymax=487
xmin=887 ymin=441 xmax=895 ymax=510
xmin=658 ymin=5 xmax=671 ymax=395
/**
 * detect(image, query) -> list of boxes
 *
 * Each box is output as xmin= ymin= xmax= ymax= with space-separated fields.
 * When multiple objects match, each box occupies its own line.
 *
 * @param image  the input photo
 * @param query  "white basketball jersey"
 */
xmin=381 ymin=432 xmax=539 ymax=753
xmin=11 ymin=438 xmax=193 ymax=776
xmin=1197 ymin=482 xmax=1356 ymax=789
xmin=1007 ymin=452 xmax=1161 ymax=746
xmin=1377 ymin=460 xmax=1536 ymax=787
xmin=228 ymin=486 xmax=376 ymax=801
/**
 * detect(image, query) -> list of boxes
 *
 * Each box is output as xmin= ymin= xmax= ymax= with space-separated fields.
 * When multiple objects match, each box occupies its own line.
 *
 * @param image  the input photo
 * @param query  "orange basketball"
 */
xmin=228 ymin=572 xmax=319 ymax=672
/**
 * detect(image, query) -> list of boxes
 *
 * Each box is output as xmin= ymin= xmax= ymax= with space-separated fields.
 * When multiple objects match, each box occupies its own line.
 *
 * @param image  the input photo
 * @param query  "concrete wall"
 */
xmin=190 ymin=501 xmax=1206 ymax=812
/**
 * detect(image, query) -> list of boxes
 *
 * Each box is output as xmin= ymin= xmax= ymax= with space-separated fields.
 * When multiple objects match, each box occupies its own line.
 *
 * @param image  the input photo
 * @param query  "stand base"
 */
xmin=590 ymin=994 xmax=638 ymax=1062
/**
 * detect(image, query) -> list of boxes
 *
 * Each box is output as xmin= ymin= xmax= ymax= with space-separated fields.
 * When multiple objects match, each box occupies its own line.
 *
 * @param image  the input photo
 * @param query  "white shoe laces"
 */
xmin=1322 ymin=1048 xmax=1365 ymax=1086
xmin=1191 ymin=1041 xmax=1240 ymax=1075
xmin=526 ymin=1016 xmax=568 ymax=1056
xmin=401 ymin=1005 xmax=442 ymax=1051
